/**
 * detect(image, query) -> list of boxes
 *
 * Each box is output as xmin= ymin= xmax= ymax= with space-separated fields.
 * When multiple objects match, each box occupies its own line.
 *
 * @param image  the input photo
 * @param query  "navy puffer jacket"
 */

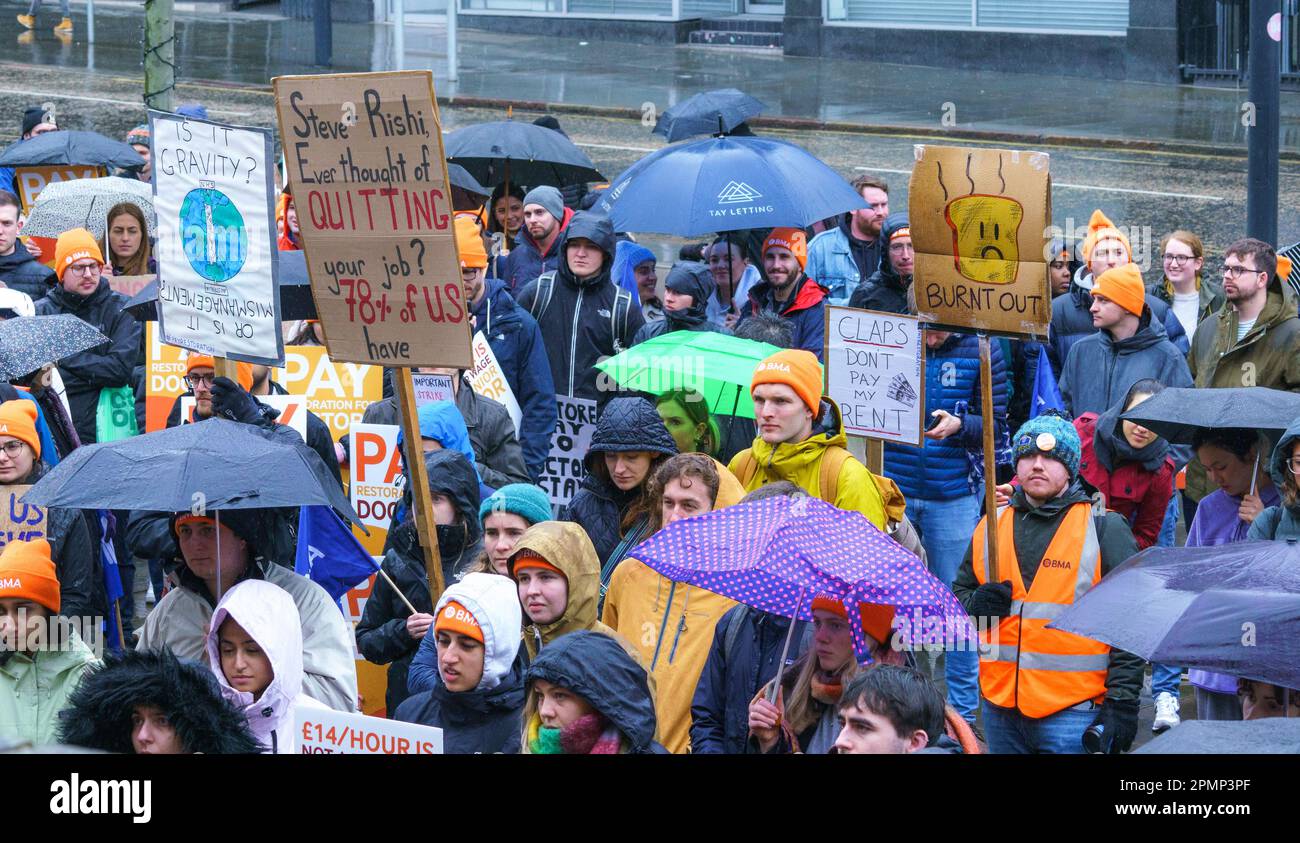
xmin=561 ymin=397 xmax=677 ymax=569
xmin=885 ymin=333 xmax=1008 ymax=501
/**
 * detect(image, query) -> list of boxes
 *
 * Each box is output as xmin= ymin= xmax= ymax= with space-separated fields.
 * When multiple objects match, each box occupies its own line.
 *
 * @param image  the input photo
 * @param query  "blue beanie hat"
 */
xmin=1011 ymin=412 xmax=1080 ymax=479
xmin=479 ymin=483 xmax=553 ymax=527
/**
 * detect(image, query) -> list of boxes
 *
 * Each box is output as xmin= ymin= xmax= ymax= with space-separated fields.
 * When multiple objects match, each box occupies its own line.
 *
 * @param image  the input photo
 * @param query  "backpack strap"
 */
xmin=528 ymin=272 xmax=557 ymax=321
xmin=733 ymin=449 xmax=758 ymax=488
xmin=611 ymin=287 xmax=632 ymax=354
xmin=818 ymin=446 xmax=853 ymax=504
xmin=722 ymin=604 xmax=750 ymax=667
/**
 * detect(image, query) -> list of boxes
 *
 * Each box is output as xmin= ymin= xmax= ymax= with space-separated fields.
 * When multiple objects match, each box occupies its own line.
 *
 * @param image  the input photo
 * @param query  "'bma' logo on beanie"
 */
xmin=755 ymin=361 xmax=791 ymax=374
xmin=0 ymin=577 xmax=20 ymax=589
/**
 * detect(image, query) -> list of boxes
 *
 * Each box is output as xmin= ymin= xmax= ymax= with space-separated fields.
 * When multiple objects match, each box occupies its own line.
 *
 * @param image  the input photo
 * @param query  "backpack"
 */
xmin=527 ymin=271 xmax=635 ymax=354
xmin=730 ymin=445 xmax=853 ymax=505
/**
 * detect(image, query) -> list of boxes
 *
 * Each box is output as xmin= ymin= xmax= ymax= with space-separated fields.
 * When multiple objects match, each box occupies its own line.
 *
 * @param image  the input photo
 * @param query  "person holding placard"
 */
xmin=247 ymin=363 xmax=343 ymax=489
xmin=356 ymin=449 xmax=484 ymax=714
xmin=460 ymin=216 xmax=556 ymax=482
xmin=394 ymin=573 xmax=527 ymax=754
xmin=884 ymin=328 xmax=1007 ymax=726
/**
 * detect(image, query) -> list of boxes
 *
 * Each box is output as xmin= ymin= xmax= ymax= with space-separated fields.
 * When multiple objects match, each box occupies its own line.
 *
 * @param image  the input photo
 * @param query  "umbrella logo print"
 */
xmin=717 ymin=181 xmax=762 ymax=205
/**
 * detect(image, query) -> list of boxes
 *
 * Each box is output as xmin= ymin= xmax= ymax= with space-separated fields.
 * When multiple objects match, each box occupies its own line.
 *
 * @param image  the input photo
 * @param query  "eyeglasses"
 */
xmin=1162 ymin=254 xmax=1195 ymax=266
xmin=1287 ymin=457 xmax=1300 ymax=475
xmin=1222 ymin=264 xmax=1263 ymax=279
xmin=0 ymin=441 xmax=28 ymax=458
xmin=185 ymin=374 xmax=216 ymax=389
xmin=65 ymin=262 xmax=101 ymax=277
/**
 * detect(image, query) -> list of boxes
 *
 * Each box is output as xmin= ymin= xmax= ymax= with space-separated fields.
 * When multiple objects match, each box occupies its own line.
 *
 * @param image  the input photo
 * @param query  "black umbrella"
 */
xmin=1134 ymin=718 xmax=1300 ymax=754
xmin=0 ymin=315 xmax=109 ymax=381
xmin=445 ymin=120 xmax=604 ymax=188
xmin=1120 ymin=386 xmax=1300 ymax=445
xmin=1049 ymin=541 xmax=1300 ymax=690
xmin=652 ymin=88 xmax=767 ymax=143
xmin=0 ymin=130 xmax=144 ymax=168
xmin=447 ymin=162 xmax=489 ymax=198
xmin=23 ymin=418 xmax=363 ymax=527
xmin=127 ymin=250 xmax=314 ymax=322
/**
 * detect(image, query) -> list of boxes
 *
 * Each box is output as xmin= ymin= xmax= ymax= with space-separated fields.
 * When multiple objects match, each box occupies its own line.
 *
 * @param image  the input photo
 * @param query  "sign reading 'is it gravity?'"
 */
xmin=150 ymin=110 xmax=283 ymax=366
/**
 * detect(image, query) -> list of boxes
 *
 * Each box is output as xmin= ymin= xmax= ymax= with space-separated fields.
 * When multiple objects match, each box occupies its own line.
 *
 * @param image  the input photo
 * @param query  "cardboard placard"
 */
xmin=825 ymin=307 xmax=925 ymax=445
xmin=466 ymin=331 xmax=522 ymax=434
xmin=295 ymin=706 xmax=442 ymax=754
xmin=272 ymin=71 xmax=471 ymax=368
xmin=909 ymin=145 xmax=1051 ymax=340
xmin=150 ymin=111 xmax=283 ymax=365
xmin=539 ymin=396 xmax=597 ymax=510
xmin=0 ymin=486 xmax=46 ymax=550
xmin=410 ymin=372 xmax=455 ymax=407
xmin=349 ymin=423 xmax=404 ymax=530
xmin=106 ymin=273 xmax=156 ymax=300
xmin=180 ymin=394 xmax=308 ymax=440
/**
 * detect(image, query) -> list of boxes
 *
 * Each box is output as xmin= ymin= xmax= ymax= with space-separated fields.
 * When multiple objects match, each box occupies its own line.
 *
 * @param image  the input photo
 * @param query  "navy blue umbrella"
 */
xmin=445 ymin=120 xmax=604 ymax=187
xmin=0 ymin=130 xmax=144 ymax=168
xmin=599 ymin=135 xmax=866 ymax=236
xmin=1050 ymin=541 xmax=1300 ymax=690
xmin=652 ymin=88 xmax=766 ymax=143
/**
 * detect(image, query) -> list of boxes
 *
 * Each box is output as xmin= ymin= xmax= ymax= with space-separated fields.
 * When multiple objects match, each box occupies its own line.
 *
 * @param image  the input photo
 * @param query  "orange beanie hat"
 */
xmin=185 ymin=354 xmax=253 ymax=392
xmin=0 ymin=400 xmax=40 ymax=459
xmin=751 ymin=349 xmax=823 ymax=417
xmin=54 ymin=228 xmax=104 ymax=282
xmin=434 ymin=600 xmax=484 ymax=644
xmin=509 ymin=549 xmax=565 ymax=579
xmin=0 ymin=538 xmax=59 ymax=613
xmin=810 ymin=596 xmax=897 ymax=649
xmin=762 ymin=227 xmax=807 ymax=270
xmin=1091 ymin=264 xmax=1146 ymax=318
xmin=454 ymin=217 xmax=489 ymax=270
xmin=1080 ymin=210 xmax=1131 ymax=266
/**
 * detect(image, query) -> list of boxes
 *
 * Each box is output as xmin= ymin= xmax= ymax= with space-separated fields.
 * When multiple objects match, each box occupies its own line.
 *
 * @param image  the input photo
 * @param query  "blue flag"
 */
xmin=99 ymin=511 xmax=125 ymax=654
xmin=1031 ymin=345 xmax=1065 ymax=418
xmin=295 ymin=505 xmax=379 ymax=604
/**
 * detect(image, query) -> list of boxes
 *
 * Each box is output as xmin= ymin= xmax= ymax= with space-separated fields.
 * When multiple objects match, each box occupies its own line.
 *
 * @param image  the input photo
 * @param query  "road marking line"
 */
xmin=573 ymin=141 xmax=658 ymax=153
xmin=853 ymin=166 xmax=1223 ymax=201
xmin=0 ymin=88 xmax=253 ymax=117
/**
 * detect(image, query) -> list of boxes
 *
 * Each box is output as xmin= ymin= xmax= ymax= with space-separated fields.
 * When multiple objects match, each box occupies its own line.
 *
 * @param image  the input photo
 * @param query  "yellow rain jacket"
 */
xmin=601 ymin=459 xmax=744 ymax=754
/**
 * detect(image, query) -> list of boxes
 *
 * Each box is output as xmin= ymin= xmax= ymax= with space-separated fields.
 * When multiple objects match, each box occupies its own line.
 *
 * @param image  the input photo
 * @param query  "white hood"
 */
xmin=205 ymin=579 xmax=308 ymax=752
xmin=434 ymin=572 xmax=522 ymax=692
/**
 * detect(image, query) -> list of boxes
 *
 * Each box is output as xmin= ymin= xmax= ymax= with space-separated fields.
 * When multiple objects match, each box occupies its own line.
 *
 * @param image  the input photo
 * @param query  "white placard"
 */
xmin=825 ymin=306 xmax=924 ymax=446
xmin=539 ymin=395 xmax=597 ymax=509
xmin=151 ymin=110 xmax=282 ymax=365
xmin=295 ymin=707 xmax=442 ymax=754
xmin=181 ymin=394 xmax=308 ymax=440
xmin=466 ymin=331 xmax=522 ymax=435
xmin=349 ymin=423 xmax=403 ymax=528
xmin=410 ymin=373 xmax=456 ymax=408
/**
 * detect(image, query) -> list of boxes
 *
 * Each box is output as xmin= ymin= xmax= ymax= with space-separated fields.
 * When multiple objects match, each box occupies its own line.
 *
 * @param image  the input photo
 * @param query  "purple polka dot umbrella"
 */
xmin=629 ymin=494 xmax=976 ymax=665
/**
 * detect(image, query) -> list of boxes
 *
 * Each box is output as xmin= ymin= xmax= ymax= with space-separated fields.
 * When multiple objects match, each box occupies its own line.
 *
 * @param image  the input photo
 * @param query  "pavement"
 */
xmin=8 ymin=2 xmax=1300 ymax=156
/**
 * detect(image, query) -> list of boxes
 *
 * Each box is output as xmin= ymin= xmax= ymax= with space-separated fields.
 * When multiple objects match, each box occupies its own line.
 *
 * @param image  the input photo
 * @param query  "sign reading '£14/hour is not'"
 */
xmin=272 ymin=71 xmax=470 ymax=369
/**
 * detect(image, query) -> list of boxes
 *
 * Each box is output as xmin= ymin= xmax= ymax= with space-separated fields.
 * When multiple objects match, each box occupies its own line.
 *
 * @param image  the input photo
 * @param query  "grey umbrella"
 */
xmin=0 ymin=314 xmax=109 ymax=381
xmin=652 ymin=88 xmax=767 ymax=143
xmin=1121 ymin=386 xmax=1300 ymax=445
xmin=1134 ymin=718 xmax=1300 ymax=754
xmin=22 ymin=176 xmax=156 ymax=240
xmin=0 ymin=130 xmax=144 ymax=168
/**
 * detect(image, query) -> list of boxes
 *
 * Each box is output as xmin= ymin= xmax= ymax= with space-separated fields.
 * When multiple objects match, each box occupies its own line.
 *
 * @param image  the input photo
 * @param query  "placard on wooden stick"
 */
xmin=272 ymin=70 xmax=471 ymax=369
xmin=910 ymin=145 xmax=1051 ymax=340
xmin=824 ymin=306 xmax=925 ymax=447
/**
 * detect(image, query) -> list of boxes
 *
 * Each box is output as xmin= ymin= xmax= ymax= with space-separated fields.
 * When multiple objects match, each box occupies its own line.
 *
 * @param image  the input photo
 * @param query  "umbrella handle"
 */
xmin=768 ymin=585 xmax=804 ymax=702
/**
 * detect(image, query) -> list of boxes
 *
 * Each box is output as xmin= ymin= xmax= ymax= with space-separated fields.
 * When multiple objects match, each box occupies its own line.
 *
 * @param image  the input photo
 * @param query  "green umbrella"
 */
xmin=594 ymin=331 xmax=780 ymax=420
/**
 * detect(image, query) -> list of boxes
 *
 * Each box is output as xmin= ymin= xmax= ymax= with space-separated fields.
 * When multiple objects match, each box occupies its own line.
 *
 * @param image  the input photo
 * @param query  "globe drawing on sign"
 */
xmin=180 ymin=185 xmax=248 ymax=282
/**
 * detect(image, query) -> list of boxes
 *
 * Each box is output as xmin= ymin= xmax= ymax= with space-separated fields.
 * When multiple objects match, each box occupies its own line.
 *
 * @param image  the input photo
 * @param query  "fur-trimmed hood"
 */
xmin=58 ymin=647 xmax=262 ymax=754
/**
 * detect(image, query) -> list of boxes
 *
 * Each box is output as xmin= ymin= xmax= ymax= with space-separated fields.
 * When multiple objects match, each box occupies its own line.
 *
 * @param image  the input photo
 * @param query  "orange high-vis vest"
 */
xmin=972 ymin=502 xmax=1110 ymax=718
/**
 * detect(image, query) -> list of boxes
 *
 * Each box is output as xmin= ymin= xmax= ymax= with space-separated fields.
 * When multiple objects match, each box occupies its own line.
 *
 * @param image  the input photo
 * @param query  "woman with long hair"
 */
xmin=654 ymin=389 xmax=720 ymax=459
xmin=1152 ymin=230 xmax=1222 ymax=343
xmin=101 ymin=202 xmax=153 ymax=276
